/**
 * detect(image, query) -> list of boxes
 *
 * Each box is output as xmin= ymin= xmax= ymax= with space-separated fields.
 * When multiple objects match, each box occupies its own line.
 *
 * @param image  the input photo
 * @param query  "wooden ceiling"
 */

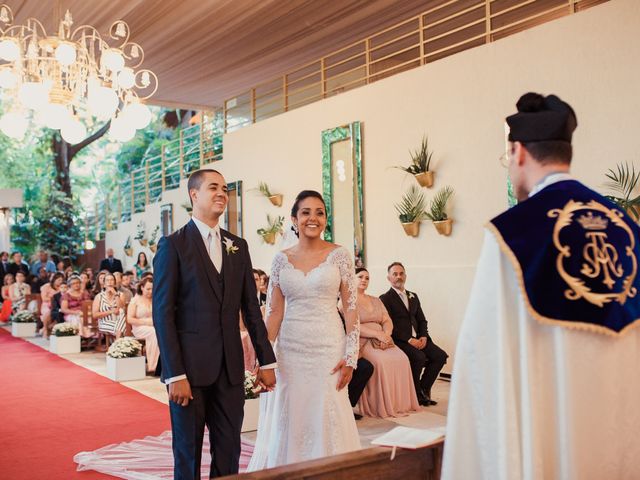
xmin=5 ymin=0 xmax=435 ymax=109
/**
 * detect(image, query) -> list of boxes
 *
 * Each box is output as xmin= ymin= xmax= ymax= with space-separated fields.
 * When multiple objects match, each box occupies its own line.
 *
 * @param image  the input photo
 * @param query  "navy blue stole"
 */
xmin=489 ymin=180 xmax=640 ymax=335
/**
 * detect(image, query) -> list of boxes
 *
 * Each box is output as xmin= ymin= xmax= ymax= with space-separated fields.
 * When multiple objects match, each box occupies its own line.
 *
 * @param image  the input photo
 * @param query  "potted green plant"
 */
xmin=106 ymin=338 xmax=145 ymax=382
xmin=252 ymin=182 xmax=283 ymax=207
xmin=50 ymin=323 xmax=80 ymax=354
xmin=148 ymin=226 xmax=160 ymax=253
xmin=135 ymin=221 xmax=147 ymax=246
xmin=257 ymin=215 xmax=285 ymax=244
xmin=11 ymin=310 xmax=38 ymax=338
xmin=395 ymin=185 xmax=428 ymax=237
xmin=426 ymin=186 xmax=455 ymax=236
xmin=395 ymin=136 xmax=435 ymax=188
xmin=604 ymin=162 xmax=640 ymax=221
xmin=124 ymin=235 xmax=133 ymax=257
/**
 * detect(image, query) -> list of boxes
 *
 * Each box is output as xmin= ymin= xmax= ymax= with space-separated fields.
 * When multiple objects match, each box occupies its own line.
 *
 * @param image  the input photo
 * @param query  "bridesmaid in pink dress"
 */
xmin=126 ymin=276 xmax=159 ymax=373
xmin=354 ymin=267 xmax=419 ymax=418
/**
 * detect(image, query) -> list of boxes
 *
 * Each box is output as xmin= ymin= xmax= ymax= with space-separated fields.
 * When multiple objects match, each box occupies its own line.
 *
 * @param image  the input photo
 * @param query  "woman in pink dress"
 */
xmin=40 ymin=273 xmax=65 ymax=339
xmin=126 ymin=276 xmax=159 ymax=373
xmin=354 ymin=267 xmax=419 ymax=418
xmin=61 ymin=275 xmax=91 ymax=336
xmin=0 ymin=273 xmax=14 ymax=324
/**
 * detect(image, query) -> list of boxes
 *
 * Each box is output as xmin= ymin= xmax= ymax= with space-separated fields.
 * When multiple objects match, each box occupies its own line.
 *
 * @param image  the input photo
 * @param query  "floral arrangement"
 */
xmin=52 ymin=322 xmax=79 ymax=337
xmin=395 ymin=135 xmax=434 ymax=174
xmin=12 ymin=310 xmax=38 ymax=323
xmin=244 ymin=370 xmax=259 ymax=399
xmin=107 ymin=338 xmax=143 ymax=359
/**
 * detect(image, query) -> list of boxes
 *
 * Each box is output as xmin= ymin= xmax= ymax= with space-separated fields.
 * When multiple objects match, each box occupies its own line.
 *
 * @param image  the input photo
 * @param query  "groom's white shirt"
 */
xmin=165 ymin=216 xmax=275 ymax=385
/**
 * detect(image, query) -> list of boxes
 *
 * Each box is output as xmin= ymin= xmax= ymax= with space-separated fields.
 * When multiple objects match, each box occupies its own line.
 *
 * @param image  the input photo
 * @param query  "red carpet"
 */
xmin=0 ymin=329 xmax=170 ymax=479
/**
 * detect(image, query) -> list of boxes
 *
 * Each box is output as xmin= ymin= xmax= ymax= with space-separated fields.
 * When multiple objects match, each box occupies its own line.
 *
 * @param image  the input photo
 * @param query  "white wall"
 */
xmin=107 ymin=0 xmax=640 ymax=372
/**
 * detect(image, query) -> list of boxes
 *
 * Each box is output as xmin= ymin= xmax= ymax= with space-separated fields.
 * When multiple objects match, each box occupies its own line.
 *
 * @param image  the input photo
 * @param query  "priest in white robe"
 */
xmin=442 ymin=93 xmax=640 ymax=480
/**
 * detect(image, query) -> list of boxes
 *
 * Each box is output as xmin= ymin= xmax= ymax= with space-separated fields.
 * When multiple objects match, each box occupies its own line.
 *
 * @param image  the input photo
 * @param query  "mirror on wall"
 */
xmin=321 ymin=121 xmax=364 ymax=267
xmin=160 ymin=203 xmax=173 ymax=236
xmin=224 ymin=181 xmax=243 ymax=237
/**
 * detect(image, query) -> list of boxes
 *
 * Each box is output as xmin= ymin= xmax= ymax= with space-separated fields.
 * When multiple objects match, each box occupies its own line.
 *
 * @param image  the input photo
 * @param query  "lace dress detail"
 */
xmin=248 ymin=246 xmax=361 ymax=471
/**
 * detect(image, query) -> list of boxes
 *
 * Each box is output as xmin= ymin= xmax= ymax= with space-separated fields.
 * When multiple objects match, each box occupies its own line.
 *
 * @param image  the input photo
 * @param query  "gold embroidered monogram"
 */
xmin=548 ymin=200 xmax=637 ymax=307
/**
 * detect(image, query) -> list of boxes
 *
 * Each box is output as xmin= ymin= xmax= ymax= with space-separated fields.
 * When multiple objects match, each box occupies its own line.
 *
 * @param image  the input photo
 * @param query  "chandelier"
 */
xmin=0 ymin=4 xmax=158 ymax=143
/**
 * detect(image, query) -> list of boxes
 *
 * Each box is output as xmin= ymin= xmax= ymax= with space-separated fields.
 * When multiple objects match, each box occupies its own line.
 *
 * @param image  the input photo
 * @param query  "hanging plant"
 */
xmin=257 ymin=215 xmax=285 ymax=245
xmin=426 ymin=186 xmax=455 ymax=236
xmin=148 ymin=226 xmax=160 ymax=253
xmin=252 ymin=182 xmax=283 ymax=207
xmin=124 ymin=236 xmax=133 ymax=257
xmin=395 ymin=135 xmax=435 ymax=187
xmin=135 ymin=221 xmax=147 ymax=246
xmin=394 ymin=185 xmax=428 ymax=237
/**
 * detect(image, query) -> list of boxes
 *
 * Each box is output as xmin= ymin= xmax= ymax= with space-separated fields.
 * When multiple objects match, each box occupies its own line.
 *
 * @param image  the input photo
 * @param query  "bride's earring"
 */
xmin=293 ymin=223 xmax=299 ymax=235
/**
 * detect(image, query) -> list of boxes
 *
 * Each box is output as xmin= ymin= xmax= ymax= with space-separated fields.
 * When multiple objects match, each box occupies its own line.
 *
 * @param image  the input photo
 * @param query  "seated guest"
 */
xmin=7 ymin=251 xmax=29 ymax=277
xmin=354 ymin=267 xmax=419 ymax=417
xmin=253 ymin=269 xmax=267 ymax=307
xmin=118 ymin=271 xmax=134 ymax=305
xmin=127 ymin=276 xmax=159 ymax=374
xmin=84 ymin=267 xmax=95 ymax=286
xmin=91 ymin=270 xmax=108 ymax=299
xmin=348 ymin=357 xmax=374 ymax=420
xmin=30 ymin=250 xmax=56 ymax=276
xmin=40 ymin=273 xmax=65 ymax=339
xmin=79 ymin=271 xmax=91 ymax=294
xmin=61 ymin=276 xmax=90 ymax=336
xmin=0 ymin=251 xmax=9 ymax=279
xmin=10 ymin=271 xmax=30 ymax=313
xmin=30 ymin=267 xmax=49 ymax=294
xmin=99 ymin=248 xmax=123 ymax=274
xmin=133 ymin=252 xmax=151 ymax=281
xmin=0 ymin=273 xmax=14 ymax=324
xmin=380 ymin=262 xmax=448 ymax=406
xmin=93 ymin=273 xmax=126 ymax=339
xmin=259 ymin=271 xmax=268 ymax=298
xmin=50 ymin=283 xmax=68 ymax=325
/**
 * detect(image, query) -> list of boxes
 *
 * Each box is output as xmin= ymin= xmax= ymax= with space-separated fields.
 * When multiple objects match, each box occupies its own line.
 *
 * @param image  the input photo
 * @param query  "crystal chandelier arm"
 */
xmin=109 ymin=21 xmax=130 ymax=48
xmin=122 ymin=42 xmax=144 ymax=68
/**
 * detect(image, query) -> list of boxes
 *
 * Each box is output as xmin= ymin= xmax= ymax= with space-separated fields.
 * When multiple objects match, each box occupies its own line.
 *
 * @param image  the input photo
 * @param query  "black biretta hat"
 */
xmin=506 ymin=92 xmax=577 ymax=143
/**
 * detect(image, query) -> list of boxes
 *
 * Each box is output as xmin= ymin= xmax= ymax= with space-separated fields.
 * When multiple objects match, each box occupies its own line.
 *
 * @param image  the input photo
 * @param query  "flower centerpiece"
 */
xmin=148 ymin=226 xmax=160 ymax=253
xmin=257 ymin=215 xmax=285 ymax=245
xmin=395 ymin=135 xmax=435 ymax=187
xmin=50 ymin=323 xmax=81 ymax=354
xmin=135 ymin=221 xmax=147 ymax=246
xmin=395 ymin=185 xmax=428 ymax=237
xmin=425 ymin=186 xmax=455 ymax=236
xmin=242 ymin=370 xmax=261 ymax=432
xmin=124 ymin=235 xmax=133 ymax=257
xmin=244 ymin=370 xmax=259 ymax=399
xmin=252 ymin=182 xmax=283 ymax=207
xmin=106 ymin=338 xmax=145 ymax=382
xmin=11 ymin=310 xmax=38 ymax=337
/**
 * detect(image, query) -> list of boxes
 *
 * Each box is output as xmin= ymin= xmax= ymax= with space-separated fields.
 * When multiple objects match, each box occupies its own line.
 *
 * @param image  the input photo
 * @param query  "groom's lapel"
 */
xmin=187 ymin=221 xmax=223 ymax=302
xmin=221 ymin=229 xmax=234 ymax=302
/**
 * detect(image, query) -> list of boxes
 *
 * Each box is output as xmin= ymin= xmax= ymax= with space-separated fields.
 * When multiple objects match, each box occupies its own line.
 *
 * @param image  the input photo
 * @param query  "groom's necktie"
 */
xmin=207 ymin=230 xmax=223 ymax=273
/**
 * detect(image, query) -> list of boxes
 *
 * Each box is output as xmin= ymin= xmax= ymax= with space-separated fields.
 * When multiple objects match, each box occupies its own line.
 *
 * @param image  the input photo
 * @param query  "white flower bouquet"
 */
xmin=52 ymin=322 xmax=79 ymax=337
xmin=107 ymin=338 xmax=143 ymax=359
xmin=12 ymin=310 xmax=38 ymax=323
xmin=244 ymin=370 xmax=259 ymax=399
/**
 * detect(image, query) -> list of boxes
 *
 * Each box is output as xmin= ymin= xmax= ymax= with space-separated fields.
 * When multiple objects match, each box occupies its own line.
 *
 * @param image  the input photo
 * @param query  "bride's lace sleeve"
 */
xmin=335 ymin=247 xmax=360 ymax=368
xmin=265 ymin=252 xmax=286 ymax=342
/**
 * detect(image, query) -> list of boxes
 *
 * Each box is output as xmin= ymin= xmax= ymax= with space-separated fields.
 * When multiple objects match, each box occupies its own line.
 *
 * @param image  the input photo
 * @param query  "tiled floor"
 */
xmin=8 ymin=328 xmax=449 ymax=447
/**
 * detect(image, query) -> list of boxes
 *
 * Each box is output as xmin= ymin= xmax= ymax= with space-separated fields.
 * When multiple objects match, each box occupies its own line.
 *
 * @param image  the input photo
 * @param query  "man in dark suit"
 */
xmin=0 ymin=251 xmax=9 ymax=279
xmin=153 ymin=169 xmax=276 ymax=479
xmin=7 ymin=251 xmax=29 ymax=277
xmin=99 ymin=248 xmax=123 ymax=273
xmin=380 ymin=262 xmax=448 ymax=406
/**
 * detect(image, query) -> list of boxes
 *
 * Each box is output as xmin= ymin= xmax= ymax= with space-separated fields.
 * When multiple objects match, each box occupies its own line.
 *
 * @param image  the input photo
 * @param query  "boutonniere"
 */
xmin=223 ymin=237 xmax=239 ymax=255
xmin=407 ymin=292 xmax=415 ymax=300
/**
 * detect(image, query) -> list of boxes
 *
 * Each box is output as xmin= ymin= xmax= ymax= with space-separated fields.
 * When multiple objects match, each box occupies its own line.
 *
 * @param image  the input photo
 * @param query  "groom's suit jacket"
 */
xmin=379 ymin=288 xmax=430 ymax=344
xmin=153 ymin=220 xmax=275 ymax=387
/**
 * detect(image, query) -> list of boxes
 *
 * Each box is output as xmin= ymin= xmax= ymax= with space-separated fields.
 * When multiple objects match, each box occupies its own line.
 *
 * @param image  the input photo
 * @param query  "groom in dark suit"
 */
xmin=153 ymin=169 xmax=276 ymax=479
xmin=380 ymin=262 xmax=448 ymax=407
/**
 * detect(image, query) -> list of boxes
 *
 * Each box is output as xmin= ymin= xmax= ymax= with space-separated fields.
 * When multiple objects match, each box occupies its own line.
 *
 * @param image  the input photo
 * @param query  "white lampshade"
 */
xmin=18 ymin=82 xmax=50 ymax=110
xmin=88 ymin=85 xmax=119 ymax=120
xmin=121 ymin=101 xmax=151 ymax=129
xmin=0 ymin=38 xmax=20 ymax=62
xmin=117 ymin=67 xmax=135 ymax=89
xmin=0 ymin=68 xmax=17 ymax=88
xmin=102 ymin=48 xmax=125 ymax=72
xmin=0 ymin=111 xmax=28 ymax=139
xmin=41 ymin=103 xmax=72 ymax=130
xmin=109 ymin=114 xmax=136 ymax=142
xmin=55 ymin=42 xmax=77 ymax=66
xmin=61 ymin=116 xmax=87 ymax=144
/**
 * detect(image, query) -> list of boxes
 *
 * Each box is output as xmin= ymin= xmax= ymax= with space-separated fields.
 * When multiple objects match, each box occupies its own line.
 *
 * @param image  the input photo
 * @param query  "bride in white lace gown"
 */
xmin=248 ymin=191 xmax=361 ymax=470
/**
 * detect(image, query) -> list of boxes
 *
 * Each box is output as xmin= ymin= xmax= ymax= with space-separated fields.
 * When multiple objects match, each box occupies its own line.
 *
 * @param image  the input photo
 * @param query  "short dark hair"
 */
xmin=137 ymin=276 xmax=153 ymax=295
xmin=291 ymin=190 xmax=326 ymax=217
xmin=187 ymin=169 xmax=223 ymax=206
xmin=252 ymin=269 xmax=265 ymax=276
xmin=355 ymin=267 xmax=368 ymax=275
xmin=387 ymin=262 xmax=405 ymax=273
xmin=123 ymin=270 xmax=134 ymax=277
xmin=11 ymin=251 xmax=21 ymax=257
xmin=521 ymin=141 xmax=572 ymax=165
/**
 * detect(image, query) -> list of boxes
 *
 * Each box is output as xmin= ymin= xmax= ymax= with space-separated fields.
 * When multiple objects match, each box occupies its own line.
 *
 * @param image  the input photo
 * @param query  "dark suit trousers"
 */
xmin=396 ymin=339 xmax=448 ymax=397
xmin=348 ymin=357 xmax=374 ymax=407
xmin=169 ymin=368 xmax=245 ymax=479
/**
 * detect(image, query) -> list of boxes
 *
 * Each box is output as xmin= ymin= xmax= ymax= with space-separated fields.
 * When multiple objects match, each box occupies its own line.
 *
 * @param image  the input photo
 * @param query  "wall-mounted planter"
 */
xmin=401 ymin=221 xmax=421 ymax=237
xmin=433 ymin=219 xmax=453 ymax=236
xmin=268 ymin=194 xmax=283 ymax=207
xmin=414 ymin=171 xmax=434 ymax=188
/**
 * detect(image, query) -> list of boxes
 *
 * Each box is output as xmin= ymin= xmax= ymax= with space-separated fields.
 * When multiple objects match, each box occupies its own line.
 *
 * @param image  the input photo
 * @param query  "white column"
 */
xmin=0 ymin=209 xmax=9 ymax=252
